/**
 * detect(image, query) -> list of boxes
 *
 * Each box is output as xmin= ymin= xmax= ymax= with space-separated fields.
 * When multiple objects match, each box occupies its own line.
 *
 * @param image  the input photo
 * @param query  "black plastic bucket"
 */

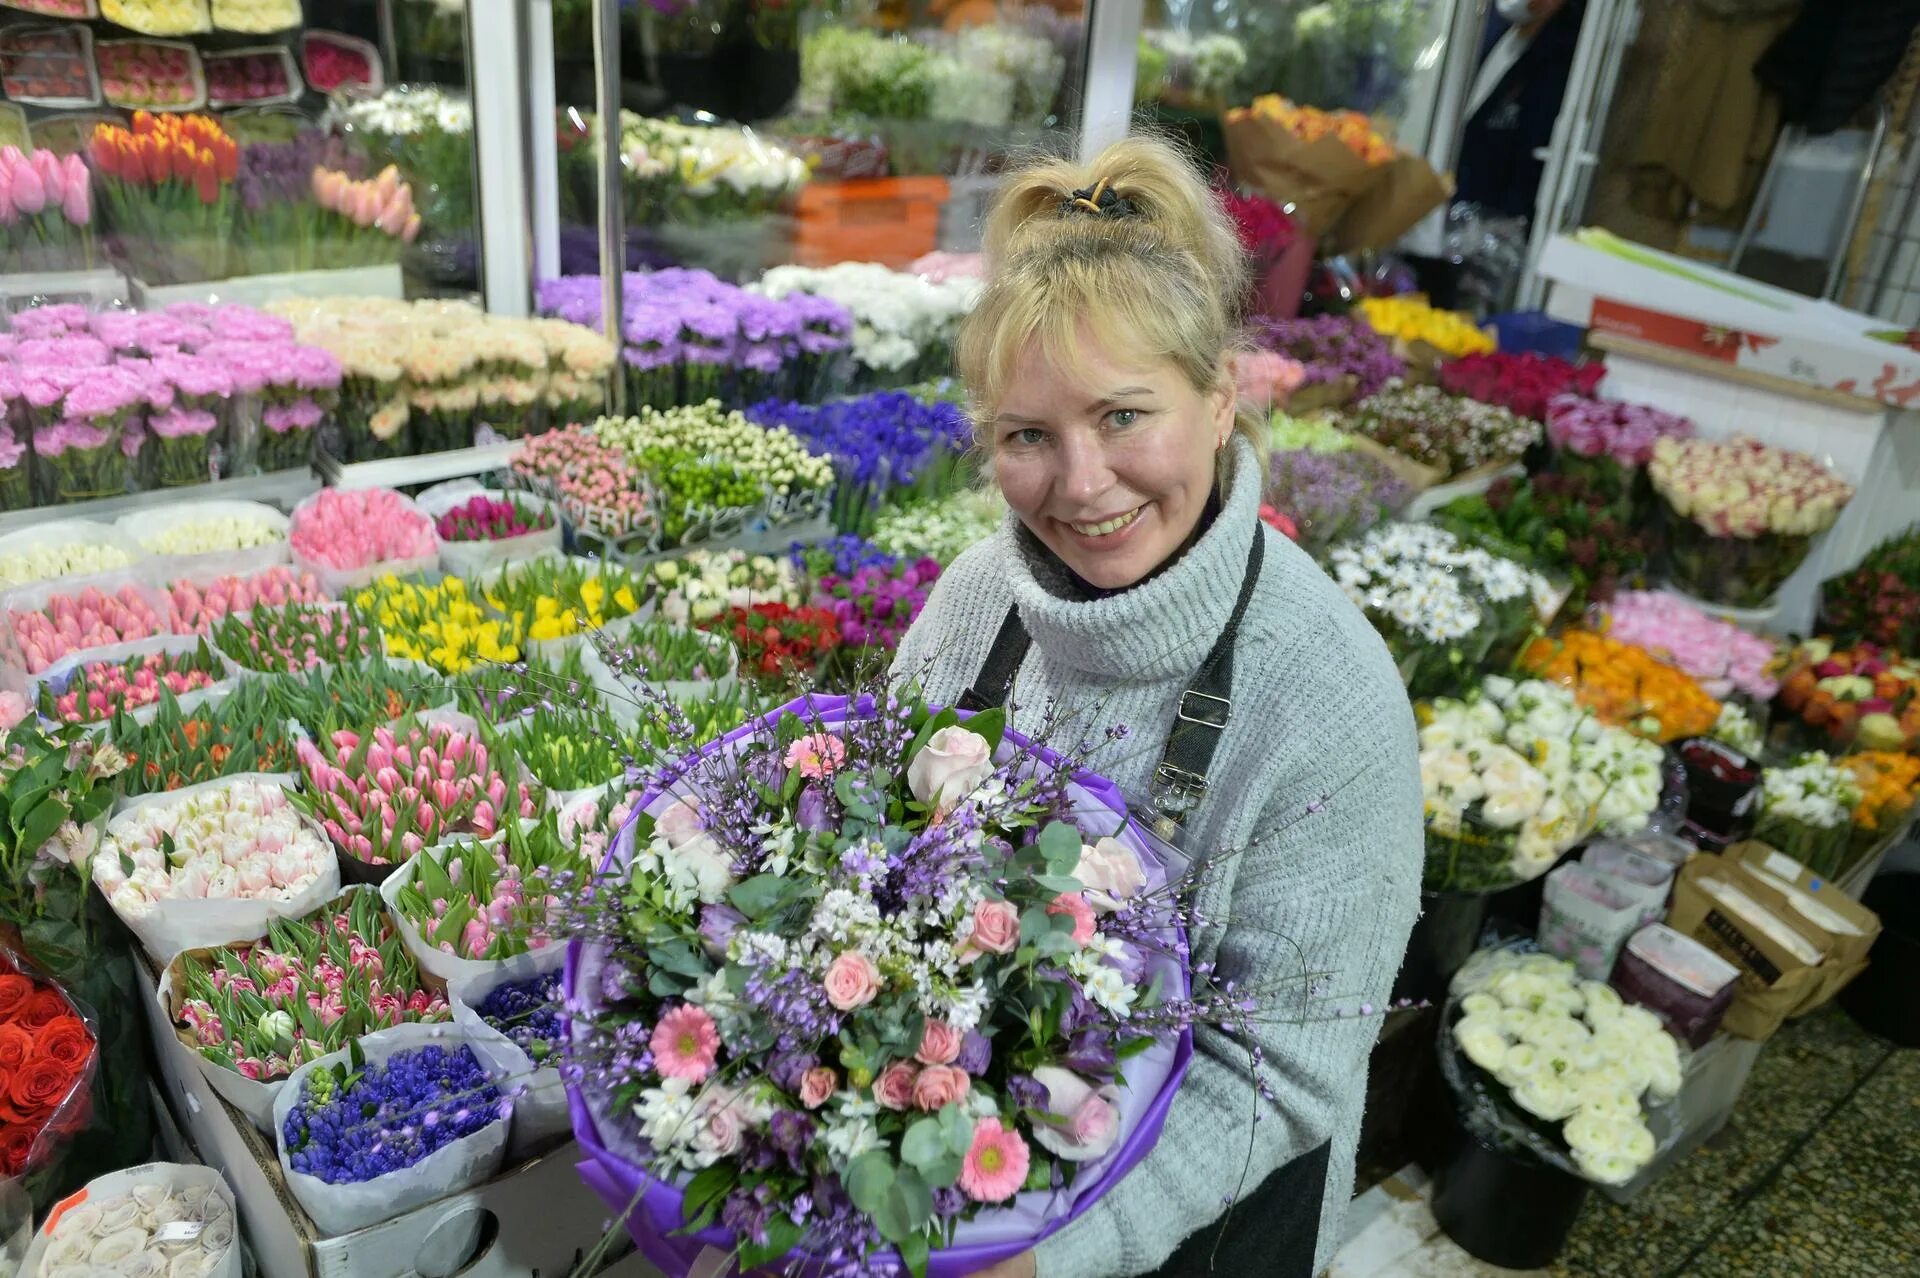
xmin=1840 ymin=870 xmax=1920 ymax=1046
xmin=1392 ymin=890 xmax=1489 ymax=1006
xmin=1432 ymin=1120 xmax=1591 ymax=1269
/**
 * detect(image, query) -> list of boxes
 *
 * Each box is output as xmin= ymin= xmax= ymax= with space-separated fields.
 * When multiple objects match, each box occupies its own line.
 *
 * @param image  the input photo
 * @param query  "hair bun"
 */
xmin=1060 ymin=178 xmax=1137 ymax=218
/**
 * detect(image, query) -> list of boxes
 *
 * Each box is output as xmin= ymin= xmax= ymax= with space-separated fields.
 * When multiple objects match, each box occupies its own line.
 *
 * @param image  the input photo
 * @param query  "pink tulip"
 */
xmin=11 ymin=161 xmax=45 ymax=216
xmin=376 ymin=197 xmax=409 ymax=237
xmin=32 ymin=148 xmax=64 ymax=206
xmin=350 ymin=184 xmax=379 ymax=228
xmin=60 ymin=155 xmax=89 ymax=226
xmin=402 ymin=213 xmax=422 ymax=244
xmin=372 ymin=164 xmax=400 ymax=205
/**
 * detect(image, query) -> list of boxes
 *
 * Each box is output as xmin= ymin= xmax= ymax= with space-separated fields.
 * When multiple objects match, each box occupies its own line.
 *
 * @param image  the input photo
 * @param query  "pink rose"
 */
xmin=915 ymin=1019 xmax=962 ymax=1066
xmin=655 ymin=796 xmax=705 ymax=850
xmin=822 ymin=951 xmax=881 ymax=1011
xmin=906 ymin=726 xmax=995 ymax=810
xmin=1074 ymin=836 xmax=1148 ymax=912
xmin=912 ymin=1065 xmax=971 ymax=1112
xmin=1046 ymin=892 xmax=1097 ymax=946
xmin=800 ymin=1066 xmax=837 ymax=1109
xmin=699 ymin=1104 xmax=743 ymax=1159
xmin=875 ymin=1061 xmax=918 ymax=1111
xmin=1027 ymin=1065 xmax=1123 ymax=1162
xmin=961 ymin=899 xmax=1020 ymax=960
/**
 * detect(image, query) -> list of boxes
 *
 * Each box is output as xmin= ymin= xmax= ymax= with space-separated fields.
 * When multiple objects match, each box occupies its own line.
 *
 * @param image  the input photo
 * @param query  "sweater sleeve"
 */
xmin=1032 ymin=652 xmax=1424 ymax=1278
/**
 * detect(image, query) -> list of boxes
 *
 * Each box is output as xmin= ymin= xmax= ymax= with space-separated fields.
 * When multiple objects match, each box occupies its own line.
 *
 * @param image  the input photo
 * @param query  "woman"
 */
xmin=891 ymin=137 xmax=1423 ymax=1278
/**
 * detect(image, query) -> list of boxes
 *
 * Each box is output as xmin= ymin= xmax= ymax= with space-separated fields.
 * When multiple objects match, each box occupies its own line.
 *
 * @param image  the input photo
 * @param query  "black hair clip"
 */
xmin=1061 ymin=178 xmax=1135 ymax=217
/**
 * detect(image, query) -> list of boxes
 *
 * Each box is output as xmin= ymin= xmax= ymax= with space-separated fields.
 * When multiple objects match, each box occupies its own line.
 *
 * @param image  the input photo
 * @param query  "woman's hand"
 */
xmin=965 ymin=1251 xmax=1036 ymax=1278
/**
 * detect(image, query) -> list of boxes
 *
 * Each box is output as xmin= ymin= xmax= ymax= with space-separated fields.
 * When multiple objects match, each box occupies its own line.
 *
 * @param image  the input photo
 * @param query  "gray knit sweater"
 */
xmin=890 ymin=437 xmax=1423 ymax=1278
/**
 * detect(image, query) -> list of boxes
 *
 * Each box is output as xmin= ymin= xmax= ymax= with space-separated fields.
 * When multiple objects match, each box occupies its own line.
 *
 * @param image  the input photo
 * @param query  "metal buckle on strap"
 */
xmin=1150 ymin=761 xmax=1210 ymax=819
xmin=1177 ymin=690 xmax=1231 ymax=729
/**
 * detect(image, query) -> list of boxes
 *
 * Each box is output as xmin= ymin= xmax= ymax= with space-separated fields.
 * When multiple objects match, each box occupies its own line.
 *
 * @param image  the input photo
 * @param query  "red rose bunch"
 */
xmin=0 ymin=964 xmax=95 ymax=1176
xmin=718 ymin=602 xmax=842 ymax=677
xmin=1219 ymin=188 xmax=1297 ymax=262
xmin=1439 ymin=352 xmax=1605 ymax=422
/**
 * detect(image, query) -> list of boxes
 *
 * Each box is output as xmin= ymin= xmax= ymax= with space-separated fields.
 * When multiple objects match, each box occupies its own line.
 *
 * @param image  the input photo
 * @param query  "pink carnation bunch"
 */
xmin=1602 ymin=590 xmax=1780 ymax=701
xmin=290 ymin=487 xmax=436 ymax=571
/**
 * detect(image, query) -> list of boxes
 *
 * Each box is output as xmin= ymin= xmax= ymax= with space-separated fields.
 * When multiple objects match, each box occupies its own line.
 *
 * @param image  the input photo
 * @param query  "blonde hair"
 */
xmin=957 ymin=134 xmax=1263 ymax=467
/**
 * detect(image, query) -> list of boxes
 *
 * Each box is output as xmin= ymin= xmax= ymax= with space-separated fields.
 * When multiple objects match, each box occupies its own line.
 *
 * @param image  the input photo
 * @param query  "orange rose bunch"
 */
xmin=1842 ymin=751 xmax=1920 ymax=836
xmin=1777 ymin=641 xmax=1920 ymax=752
xmin=1229 ymin=95 xmax=1396 ymax=166
xmin=1520 ymin=629 xmax=1722 ymax=743
xmin=0 ymin=962 xmax=95 ymax=1176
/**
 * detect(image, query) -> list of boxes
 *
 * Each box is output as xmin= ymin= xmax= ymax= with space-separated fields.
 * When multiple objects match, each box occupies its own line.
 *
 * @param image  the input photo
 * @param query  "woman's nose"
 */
xmin=1056 ymin=431 xmax=1114 ymax=504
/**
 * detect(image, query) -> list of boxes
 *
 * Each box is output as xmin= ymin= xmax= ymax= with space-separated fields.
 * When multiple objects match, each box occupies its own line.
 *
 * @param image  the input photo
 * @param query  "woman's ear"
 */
xmin=1210 ymin=379 xmax=1235 ymax=449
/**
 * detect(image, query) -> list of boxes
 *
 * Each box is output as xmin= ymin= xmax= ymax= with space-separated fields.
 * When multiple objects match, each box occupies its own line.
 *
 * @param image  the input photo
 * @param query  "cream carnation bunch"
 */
xmin=1648 ymin=435 xmax=1852 ymax=539
xmin=1449 ymin=948 xmax=1682 ymax=1186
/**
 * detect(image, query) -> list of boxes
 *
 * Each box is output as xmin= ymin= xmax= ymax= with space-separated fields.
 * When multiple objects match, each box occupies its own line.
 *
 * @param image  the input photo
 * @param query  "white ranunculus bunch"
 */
xmin=1711 ymin=702 xmax=1764 ymax=756
xmin=340 ymin=86 xmax=472 ymax=136
xmin=871 ymin=490 xmax=1004 ymax=566
xmin=646 ymin=548 xmax=803 ymax=626
xmin=0 ymin=539 xmax=136 ymax=591
xmin=92 ymin=779 xmax=334 ymax=918
xmin=1330 ymin=522 xmax=1554 ymax=648
xmin=755 ymin=264 xmax=979 ymax=373
xmin=1759 ymin=752 xmax=1861 ymax=830
xmin=143 ymin=514 xmax=284 ymax=557
xmin=1450 ymin=948 xmax=1681 ymax=1185
xmin=1420 ymin=676 xmax=1664 ymax=888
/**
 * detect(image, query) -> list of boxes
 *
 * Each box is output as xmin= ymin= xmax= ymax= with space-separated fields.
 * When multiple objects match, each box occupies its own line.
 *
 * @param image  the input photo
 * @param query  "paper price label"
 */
xmin=154 ymin=1221 xmax=204 ymax=1245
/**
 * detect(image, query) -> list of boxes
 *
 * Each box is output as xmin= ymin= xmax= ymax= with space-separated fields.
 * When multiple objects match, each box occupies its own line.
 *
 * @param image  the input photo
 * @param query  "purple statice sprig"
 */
xmin=1265 ymin=448 xmax=1411 ymax=555
xmin=282 ymin=1043 xmax=506 ymax=1184
xmin=1252 ymin=314 xmax=1406 ymax=399
xmin=477 ymin=975 xmax=566 ymax=1062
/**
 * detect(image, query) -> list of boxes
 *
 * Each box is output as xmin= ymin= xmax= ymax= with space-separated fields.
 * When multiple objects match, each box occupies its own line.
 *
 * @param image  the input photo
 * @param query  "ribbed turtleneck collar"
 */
xmin=1002 ymin=434 xmax=1264 ymax=681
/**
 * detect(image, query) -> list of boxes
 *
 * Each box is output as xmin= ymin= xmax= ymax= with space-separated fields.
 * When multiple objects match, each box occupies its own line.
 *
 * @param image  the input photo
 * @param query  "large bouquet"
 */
xmin=1518 ymin=630 xmax=1721 ymax=745
xmin=1648 ymin=436 xmax=1853 ymax=607
xmin=1329 ymin=523 xmax=1555 ymax=697
xmin=0 ymin=959 xmax=95 ymax=1184
xmin=567 ymin=696 xmax=1195 ymax=1277
xmin=1418 ymin=676 xmax=1665 ymax=891
xmin=1434 ymin=473 xmax=1655 ymax=612
xmin=1752 ymin=753 xmax=1862 ymax=877
xmin=1600 ymin=591 xmax=1778 ymax=703
xmin=1440 ymin=354 xmax=1604 ymax=423
xmin=1544 ymin=396 xmax=1693 ymax=506
xmin=1263 ymin=448 xmax=1409 ymax=559
xmin=1775 ymin=640 xmax=1920 ymax=753
xmin=0 ymin=146 xmax=93 ymax=273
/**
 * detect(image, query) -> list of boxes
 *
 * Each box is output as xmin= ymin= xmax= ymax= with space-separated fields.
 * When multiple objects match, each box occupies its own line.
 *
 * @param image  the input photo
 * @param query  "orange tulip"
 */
xmin=193 ymin=147 xmax=219 ymax=204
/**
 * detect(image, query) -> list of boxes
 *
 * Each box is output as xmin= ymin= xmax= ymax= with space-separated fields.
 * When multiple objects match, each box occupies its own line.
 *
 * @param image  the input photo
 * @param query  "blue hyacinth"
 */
xmin=283 ymin=1045 xmax=503 ymax=1184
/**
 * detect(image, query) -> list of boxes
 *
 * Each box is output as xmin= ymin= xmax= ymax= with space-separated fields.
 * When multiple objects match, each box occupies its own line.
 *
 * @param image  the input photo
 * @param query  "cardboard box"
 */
xmin=138 ymin=952 xmax=660 ymax=1278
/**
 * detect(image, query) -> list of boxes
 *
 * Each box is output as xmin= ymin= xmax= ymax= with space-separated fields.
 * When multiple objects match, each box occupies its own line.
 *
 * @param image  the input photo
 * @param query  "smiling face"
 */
xmin=989 ymin=332 xmax=1233 ymax=591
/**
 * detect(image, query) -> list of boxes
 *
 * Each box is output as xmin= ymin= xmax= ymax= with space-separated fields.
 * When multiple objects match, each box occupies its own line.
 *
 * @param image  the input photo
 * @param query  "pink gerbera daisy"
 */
xmin=650 ymin=1004 xmax=720 ymax=1083
xmin=783 ymin=731 xmax=848 ymax=780
xmin=959 ymin=1117 xmax=1030 ymax=1203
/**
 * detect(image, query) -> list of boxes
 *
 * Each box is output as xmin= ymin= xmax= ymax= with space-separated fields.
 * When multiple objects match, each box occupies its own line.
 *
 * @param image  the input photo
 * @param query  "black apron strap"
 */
xmin=1146 ymin=1138 xmax=1330 ymax=1278
xmin=957 ymin=606 xmax=1031 ymax=713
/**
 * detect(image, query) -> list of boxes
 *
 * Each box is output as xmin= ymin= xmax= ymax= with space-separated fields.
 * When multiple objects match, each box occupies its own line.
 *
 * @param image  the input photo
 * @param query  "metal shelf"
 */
xmin=315 ymin=443 xmax=519 ymax=491
xmin=0 ymin=467 xmax=321 ymax=536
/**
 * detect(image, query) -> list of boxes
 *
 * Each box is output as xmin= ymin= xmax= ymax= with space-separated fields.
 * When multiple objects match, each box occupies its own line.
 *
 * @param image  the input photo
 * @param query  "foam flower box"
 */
xmin=1775 ymin=640 xmax=1920 ymax=753
xmin=300 ymin=30 xmax=379 ymax=93
xmin=203 ymin=45 xmax=299 ymax=107
xmin=209 ymin=0 xmax=299 ymax=33
xmin=0 ymin=24 xmax=100 ymax=108
xmin=161 ymin=887 xmax=452 ymax=1131
xmin=1648 ymin=435 xmax=1854 ymax=608
xmin=95 ymin=39 xmax=205 ymax=110
xmin=93 ymin=774 xmax=341 ymax=962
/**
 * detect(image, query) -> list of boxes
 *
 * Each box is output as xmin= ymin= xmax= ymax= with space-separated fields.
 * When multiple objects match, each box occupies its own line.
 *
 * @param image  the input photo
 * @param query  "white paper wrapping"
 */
xmin=117 ymin=499 xmax=291 ymax=582
xmin=414 ymin=483 xmax=565 ymax=578
xmin=271 ymin=1022 xmax=509 ymax=1237
xmin=447 ymin=946 xmax=571 ymax=1159
xmin=32 ymin=631 xmax=246 ymax=729
xmin=287 ymin=489 xmax=439 ymax=598
xmin=101 ymin=772 xmax=342 ymax=966
xmin=20 ymin=1162 xmax=239 ymax=1278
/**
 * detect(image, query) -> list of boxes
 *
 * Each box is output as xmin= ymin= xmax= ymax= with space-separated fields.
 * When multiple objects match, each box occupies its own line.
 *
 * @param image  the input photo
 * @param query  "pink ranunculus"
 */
xmin=1046 ymin=892 xmax=1097 ymax=947
xmin=911 ymin=1064 xmax=970 ymax=1112
xmin=906 ymin=726 xmax=995 ymax=810
xmin=915 ymin=1019 xmax=962 ymax=1066
xmin=874 ymin=1061 xmax=918 ymax=1111
xmin=655 ymin=796 xmax=705 ymax=849
xmin=799 ymin=1066 xmax=837 ymax=1109
xmin=1074 ymin=835 xmax=1148 ymax=912
xmin=961 ymin=899 xmax=1020 ymax=960
xmin=1027 ymin=1065 xmax=1124 ymax=1162
xmin=822 ymin=950 xmax=881 ymax=1011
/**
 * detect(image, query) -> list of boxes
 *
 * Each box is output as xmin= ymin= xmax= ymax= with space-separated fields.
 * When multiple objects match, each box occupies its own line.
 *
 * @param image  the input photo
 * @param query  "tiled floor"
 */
xmin=1333 ymin=1009 xmax=1916 ymax=1278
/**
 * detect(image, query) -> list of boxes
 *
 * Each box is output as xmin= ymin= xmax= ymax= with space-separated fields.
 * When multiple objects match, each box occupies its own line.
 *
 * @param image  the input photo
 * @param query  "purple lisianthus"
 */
xmin=698 ymin=902 xmax=747 ymax=954
xmin=956 ymin=1029 xmax=991 ymax=1075
xmin=1005 ymin=1072 xmax=1047 ymax=1109
xmin=1265 ymin=448 xmax=1410 ymax=553
xmin=1254 ymin=313 xmax=1405 ymax=398
xmin=794 ymin=784 xmax=830 ymax=832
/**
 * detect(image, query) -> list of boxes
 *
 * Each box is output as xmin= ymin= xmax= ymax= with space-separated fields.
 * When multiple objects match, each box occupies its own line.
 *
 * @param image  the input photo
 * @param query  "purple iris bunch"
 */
xmin=1253 ymin=314 xmax=1406 ymax=399
xmin=282 ymin=1044 xmax=504 ymax=1184
xmin=811 ymin=556 xmax=942 ymax=651
xmin=476 ymin=975 xmax=565 ymax=1063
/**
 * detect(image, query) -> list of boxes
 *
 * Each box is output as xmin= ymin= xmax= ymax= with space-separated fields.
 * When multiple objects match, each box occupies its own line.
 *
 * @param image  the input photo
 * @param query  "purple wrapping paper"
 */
xmin=565 ymin=694 xmax=1195 ymax=1277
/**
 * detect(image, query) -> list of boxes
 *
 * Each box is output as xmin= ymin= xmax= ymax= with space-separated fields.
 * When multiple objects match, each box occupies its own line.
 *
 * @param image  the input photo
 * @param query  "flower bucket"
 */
xmin=1661 ymin=508 xmax=1818 ymax=610
xmin=1391 ymin=889 xmax=1490 ymax=1007
xmin=1431 ymin=1114 xmax=1590 ymax=1270
xmin=1838 ymin=871 xmax=1920 ymax=1047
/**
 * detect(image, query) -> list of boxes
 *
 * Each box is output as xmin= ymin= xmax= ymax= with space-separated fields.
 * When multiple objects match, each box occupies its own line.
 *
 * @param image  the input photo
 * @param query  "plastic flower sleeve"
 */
xmin=413 ymin=483 xmax=563 ymax=578
xmin=33 ymin=632 xmax=244 ymax=728
xmin=0 ymin=940 xmax=102 ymax=1210
xmin=95 ymin=773 xmax=342 ymax=966
xmin=117 ymin=498 xmax=289 ymax=581
xmin=1662 ymin=513 xmax=1818 ymax=610
xmin=21 ymin=1161 xmax=240 ymax=1278
xmin=272 ymin=1022 xmax=509 ymax=1237
xmin=448 ymin=946 xmax=570 ymax=1159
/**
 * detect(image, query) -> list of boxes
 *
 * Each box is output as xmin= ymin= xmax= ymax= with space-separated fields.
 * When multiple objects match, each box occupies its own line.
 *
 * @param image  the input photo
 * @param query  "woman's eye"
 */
xmin=1107 ymin=409 xmax=1140 ymax=429
xmin=1011 ymin=427 xmax=1048 ymax=447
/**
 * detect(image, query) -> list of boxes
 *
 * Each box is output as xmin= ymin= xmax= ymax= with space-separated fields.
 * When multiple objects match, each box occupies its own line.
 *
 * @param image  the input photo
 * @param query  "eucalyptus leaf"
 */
xmin=846 ymin=1149 xmax=894 ymax=1214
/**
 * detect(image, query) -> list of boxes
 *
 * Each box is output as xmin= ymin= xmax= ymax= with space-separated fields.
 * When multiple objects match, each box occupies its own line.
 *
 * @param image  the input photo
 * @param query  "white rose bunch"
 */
xmin=143 ymin=514 xmax=284 ymax=557
xmin=31 ymin=1177 xmax=234 ymax=1276
xmin=1648 ymin=435 xmax=1852 ymax=539
xmin=0 ymin=539 xmax=136 ymax=591
xmin=1451 ymin=949 xmax=1681 ymax=1185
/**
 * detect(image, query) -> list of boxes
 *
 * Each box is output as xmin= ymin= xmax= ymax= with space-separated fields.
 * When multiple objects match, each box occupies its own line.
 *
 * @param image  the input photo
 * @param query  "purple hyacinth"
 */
xmin=282 ymin=1045 xmax=504 ymax=1184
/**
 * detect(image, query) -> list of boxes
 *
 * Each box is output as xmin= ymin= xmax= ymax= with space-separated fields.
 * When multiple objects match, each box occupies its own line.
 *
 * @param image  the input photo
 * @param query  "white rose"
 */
xmin=906 ymin=727 xmax=995 ymax=810
xmin=1073 ymin=837 xmax=1148 ymax=912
